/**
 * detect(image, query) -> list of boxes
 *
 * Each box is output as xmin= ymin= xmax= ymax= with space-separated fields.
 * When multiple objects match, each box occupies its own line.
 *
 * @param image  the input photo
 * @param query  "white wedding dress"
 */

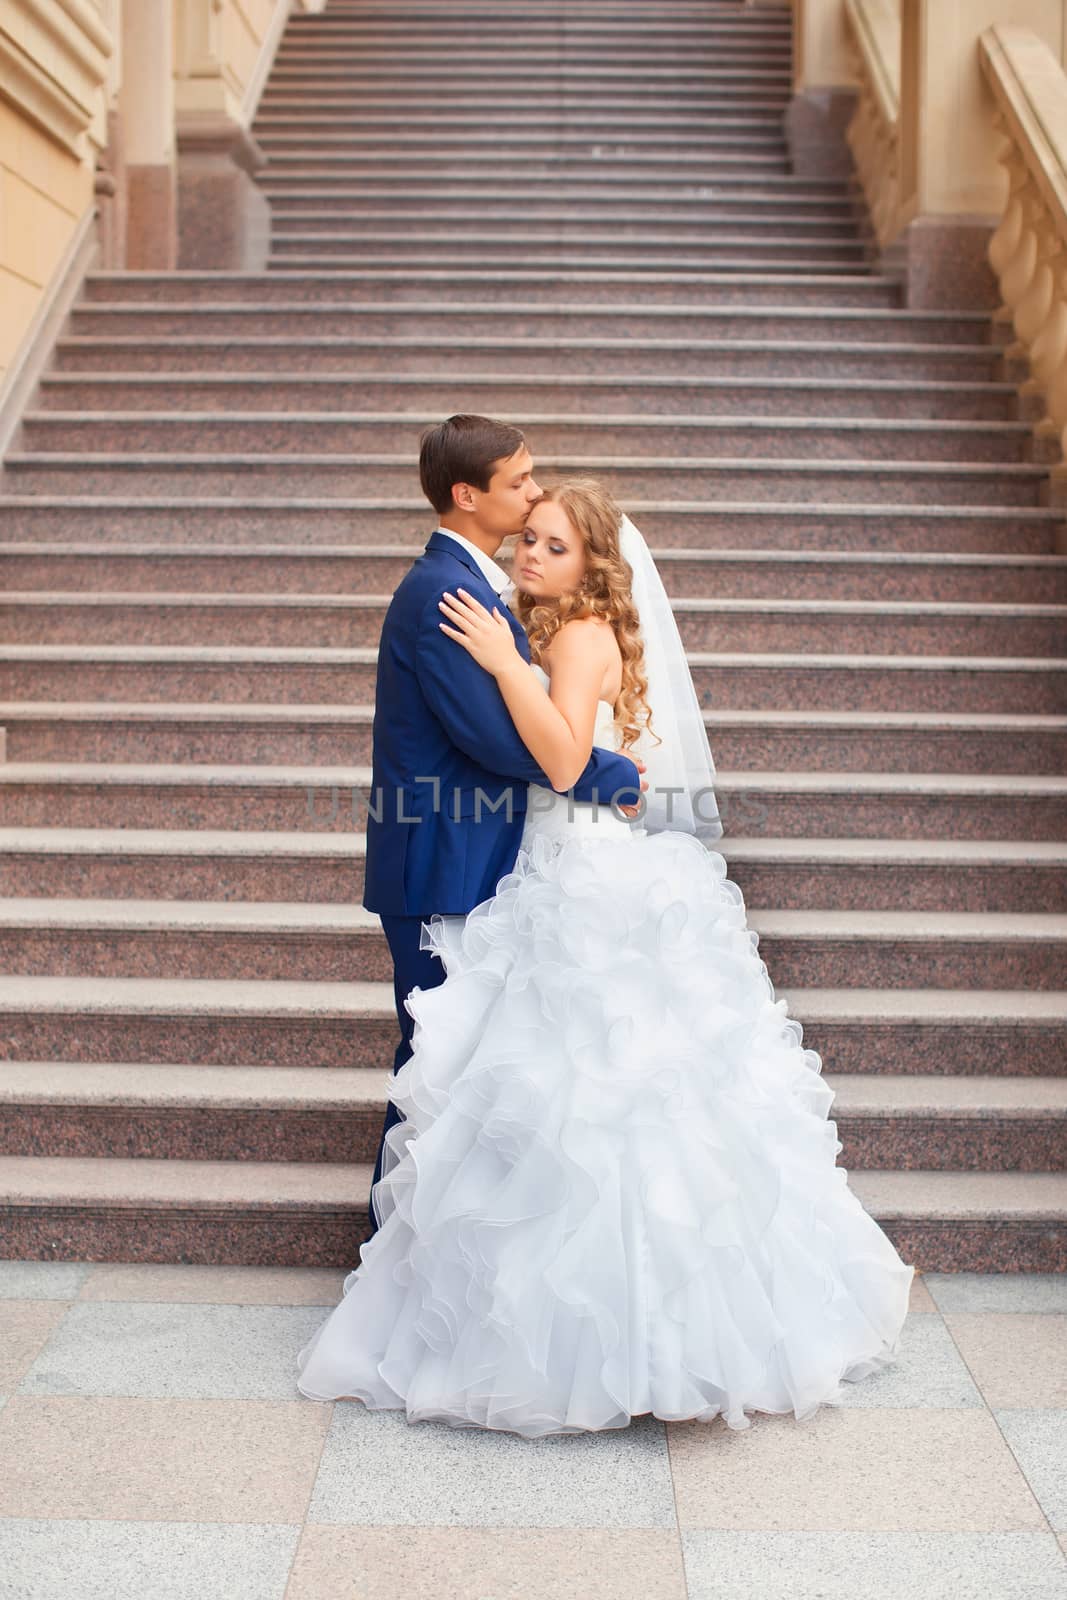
xmin=295 ymin=664 xmax=915 ymax=1435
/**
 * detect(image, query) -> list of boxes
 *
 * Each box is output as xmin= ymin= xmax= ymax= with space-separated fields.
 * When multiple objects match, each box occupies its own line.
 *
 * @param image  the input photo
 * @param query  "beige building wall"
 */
xmin=0 ymin=0 xmax=325 ymax=393
xmin=0 ymin=99 xmax=94 ymax=381
xmin=0 ymin=0 xmax=111 ymax=385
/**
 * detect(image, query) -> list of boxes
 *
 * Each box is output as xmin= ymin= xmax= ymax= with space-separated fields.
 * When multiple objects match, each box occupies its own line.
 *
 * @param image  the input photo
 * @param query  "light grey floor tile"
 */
xmin=833 ymin=1314 xmax=983 ymax=1409
xmin=77 ymin=1264 xmax=347 ymax=1305
xmin=0 ymin=1519 xmax=300 ymax=1600
xmin=16 ymin=1302 xmax=325 ymax=1399
xmin=924 ymin=1275 xmax=1067 ymax=1315
xmin=995 ymin=1410 xmax=1067 ymax=1532
xmin=0 ymin=1263 xmax=91 ymax=1301
xmin=681 ymin=1529 xmax=1067 ymax=1600
xmin=309 ymin=1404 xmax=676 ymax=1528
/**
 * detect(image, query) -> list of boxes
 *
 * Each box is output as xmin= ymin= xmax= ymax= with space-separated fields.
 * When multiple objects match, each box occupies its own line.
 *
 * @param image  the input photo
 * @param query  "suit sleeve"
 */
xmin=414 ymin=590 xmax=642 ymax=807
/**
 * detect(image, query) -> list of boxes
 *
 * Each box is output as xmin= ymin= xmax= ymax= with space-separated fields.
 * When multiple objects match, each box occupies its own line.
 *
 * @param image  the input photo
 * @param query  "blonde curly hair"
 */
xmin=512 ymin=478 xmax=660 ymax=755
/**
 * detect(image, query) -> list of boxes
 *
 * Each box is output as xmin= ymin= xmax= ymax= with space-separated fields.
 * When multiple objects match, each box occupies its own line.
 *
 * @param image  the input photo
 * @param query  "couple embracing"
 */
xmin=296 ymin=413 xmax=914 ymax=1438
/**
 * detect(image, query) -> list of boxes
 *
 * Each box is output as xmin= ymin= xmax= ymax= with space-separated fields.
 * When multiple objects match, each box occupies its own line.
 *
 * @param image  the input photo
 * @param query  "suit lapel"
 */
xmin=424 ymin=529 xmax=492 ymax=588
xmin=422 ymin=530 xmax=530 ymax=661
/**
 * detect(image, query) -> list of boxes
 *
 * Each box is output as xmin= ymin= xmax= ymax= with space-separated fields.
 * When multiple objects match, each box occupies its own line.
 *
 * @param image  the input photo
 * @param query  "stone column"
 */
xmin=895 ymin=0 xmax=1067 ymax=307
xmin=785 ymin=0 xmax=859 ymax=178
xmin=173 ymin=0 xmax=269 ymax=270
xmin=93 ymin=0 xmax=126 ymax=270
xmin=120 ymin=0 xmax=177 ymax=270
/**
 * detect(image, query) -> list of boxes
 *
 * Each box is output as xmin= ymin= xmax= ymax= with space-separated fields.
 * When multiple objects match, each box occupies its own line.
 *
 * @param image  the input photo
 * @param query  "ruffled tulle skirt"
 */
xmin=295 ymin=826 xmax=915 ymax=1436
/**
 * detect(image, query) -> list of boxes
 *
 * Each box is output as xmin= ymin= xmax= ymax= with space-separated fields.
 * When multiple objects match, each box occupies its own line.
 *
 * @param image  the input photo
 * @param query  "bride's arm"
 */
xmin=437 ymin=589 xmax=609 ymax=792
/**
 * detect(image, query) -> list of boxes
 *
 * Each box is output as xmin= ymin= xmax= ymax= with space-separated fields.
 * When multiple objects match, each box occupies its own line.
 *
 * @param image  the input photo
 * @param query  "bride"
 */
xmin=295 ymin=477 xmax=915 ymax=1436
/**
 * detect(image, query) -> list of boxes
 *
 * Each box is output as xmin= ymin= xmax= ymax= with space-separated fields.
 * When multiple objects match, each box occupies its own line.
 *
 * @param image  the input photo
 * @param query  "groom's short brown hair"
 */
xmin=419 ymin=414 xmax=526 ymax=515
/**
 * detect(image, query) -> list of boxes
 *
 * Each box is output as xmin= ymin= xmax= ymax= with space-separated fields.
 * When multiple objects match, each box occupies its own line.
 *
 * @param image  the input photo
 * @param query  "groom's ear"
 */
xmin=452 ymin=481 xmax=477 ymax=513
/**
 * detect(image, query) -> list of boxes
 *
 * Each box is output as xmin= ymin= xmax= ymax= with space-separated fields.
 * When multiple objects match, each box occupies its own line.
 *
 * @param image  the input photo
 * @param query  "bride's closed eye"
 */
xmin=520 ymin=531 xmax=568 ymax=555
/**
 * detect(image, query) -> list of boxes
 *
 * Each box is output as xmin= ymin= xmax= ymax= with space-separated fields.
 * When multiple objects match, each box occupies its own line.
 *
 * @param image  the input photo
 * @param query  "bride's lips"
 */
xmin=519 ymin=567 xmax=540 ymax=580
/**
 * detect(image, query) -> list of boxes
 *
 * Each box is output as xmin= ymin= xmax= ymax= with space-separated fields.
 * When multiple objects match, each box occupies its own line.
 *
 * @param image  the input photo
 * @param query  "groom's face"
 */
xmin=461 ymin=444 xmax=541 ymax=543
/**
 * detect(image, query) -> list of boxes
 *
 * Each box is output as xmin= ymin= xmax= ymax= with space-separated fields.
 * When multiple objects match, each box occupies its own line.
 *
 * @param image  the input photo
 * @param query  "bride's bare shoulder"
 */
xmin=541 ymin=614 xmax=616 ymax=664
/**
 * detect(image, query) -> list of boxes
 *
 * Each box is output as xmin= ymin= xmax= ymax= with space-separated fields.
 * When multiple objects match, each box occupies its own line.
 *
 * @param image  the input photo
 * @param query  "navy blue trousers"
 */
xmin=365 ymin=913 xmax=448 ymax=1238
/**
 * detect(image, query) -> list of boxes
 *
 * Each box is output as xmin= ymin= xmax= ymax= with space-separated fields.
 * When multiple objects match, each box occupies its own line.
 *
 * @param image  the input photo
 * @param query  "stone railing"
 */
xmin=841 ymin=0 xmax=900 ymax=250
xmin=979 ymin=23 xmax=1067 ymax=491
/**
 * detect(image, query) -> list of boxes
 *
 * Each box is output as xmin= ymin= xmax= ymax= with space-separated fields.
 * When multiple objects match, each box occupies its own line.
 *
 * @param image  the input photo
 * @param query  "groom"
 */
xmin=361 ymin=413 xmax=646 ymax=1238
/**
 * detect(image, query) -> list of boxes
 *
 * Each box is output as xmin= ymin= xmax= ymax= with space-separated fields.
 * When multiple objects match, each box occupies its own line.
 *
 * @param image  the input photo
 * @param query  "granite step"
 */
xmin=1 ymin=828 xmax=1063 ymax=912
xmin=262 ymin=55 xmax=791 ymax=71
xmin=310 ymin=1 xmax=781 ymax=13
xmin=278 ymin=7 xmax=791 ymax=24
xmin=40 ymin=373 xmax=1015 ymax=424
xmin=47 ymin=336 xmax=1003 ymax=379
xmin=258 ymin=93 xmax=793 ymax=113
xmin=260 ymin=151 xmax=797 ymax=181
xmin=265 ymin=209 xmax=857 ymax=236
xmin=256 ymin=114 xmax=793 ymax=136
xmin=0 ymin=1152 xmax=376 ymax=1266
xmin=6 ymin=649 xmax=1064 ymax=714
xmin=0 ymin=499 xmax=1060 ymax=553
xmin=1 ymin=898 xmax=1063 ymax=989
xmin=267 ymin=234 xmax=867 ymax=268
xmin=7 ymin=592 xmax=1064 ymax=657
xmin=4 ymin=457 xmax=1045 ymax=504
xmin=1 ymin=1153 xmax=1063 ymax=1269
xmin=278 ymin=31 xmax=785 ymax=43
xmin=1 ymin=762 xmax=1065 ymax=839
xmin=256 ymin=126 xmax=792 ymax=152
xmin=3 ymin=703 xmax=1064 ymax=777
xmin=0 ymin=976 xmax=1061 ymax=1079
xmin=2 ymin=1063 xmax=1062 ymax=1172
xmin=259 ymin=95 xmax=793 ymax=116
xmin=68 ymin=305 xmax=985 ymax=347
xmin=253 ymin=187 xmax=857 ymax=213
xmin=262 ymin=83 xmax=791 ymax=111
xmin=268 ymin=36 xmax=792 ymax=55
xmin=261 ymin=157 xmax=799 ymax=184
xmin=79 ymin=269 xmax=903 ymax=308
xmin=262 ymin=64 xmax=793 ymax=86
xmin=277 ymin=24 xmax=790 ymax=39
xmin=270 ymin=251 xmax=872 ymax=276
xmin=17 ymin=413 xmax=1031 ymax=465
xmin=256 ymin=174 xmax=854 ymax=198
xmin=8 ymin=544 xmax=1062 ymax=604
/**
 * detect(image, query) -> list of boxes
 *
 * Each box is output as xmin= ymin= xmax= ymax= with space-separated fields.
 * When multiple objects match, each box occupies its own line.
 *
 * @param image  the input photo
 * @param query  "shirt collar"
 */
xmin=433 ymin=527 xmax=515 ymax=601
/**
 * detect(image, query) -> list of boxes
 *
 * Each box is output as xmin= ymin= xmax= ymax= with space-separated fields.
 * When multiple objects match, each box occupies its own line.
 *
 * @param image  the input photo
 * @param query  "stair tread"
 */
xmin=0 ymin=897 xmax=1063 ymax=938
xmin=2 ymin=828 xmax=1064 ymax=863
xmin=9 ymin=592 xmax=1065 ymax=619
xmin=58 ymin=303 xmax=986 ymax=321
xmin=6 ymin=647 xmax=1066 ymax=672
xmin=0 ymin=1153 xmax=373 ymax=1206
xmin=1 ymin=1063 xmax=1064 ymax=1114
xmin=0 ymin=1154 xmax=1062 ymax=1217
xmin=55 ymin=335 xmax=1005 ymax=354
xmin=26 ymin=411 xmax=1031 ymax=430
xmin=82 ymin=267 xmax=905 ymax=286
xmin=10 ymin=544 xmax=1065 ymax=569
xmin=2 ymin=495 xmax=1061 ymax=518
xmin=3 ymin=760 xmax=1065 ymax=792
xmin=4 ymin=704 xmax=1064 ymax=735
xmin=9 ymin=455 xmax=1046 ymax=480
xmin=2 ymin=975 xmax=1064 ymax=1021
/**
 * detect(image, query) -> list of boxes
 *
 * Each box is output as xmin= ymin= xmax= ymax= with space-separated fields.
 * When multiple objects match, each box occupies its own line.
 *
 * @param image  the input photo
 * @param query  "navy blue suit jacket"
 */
xmin=362 ymin=530 xmax=642 ymax=916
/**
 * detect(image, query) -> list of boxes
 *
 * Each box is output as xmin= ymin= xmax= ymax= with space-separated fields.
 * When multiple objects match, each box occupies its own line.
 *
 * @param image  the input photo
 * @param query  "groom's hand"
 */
xmin=617 ymin=757 xmax=648 ymax=819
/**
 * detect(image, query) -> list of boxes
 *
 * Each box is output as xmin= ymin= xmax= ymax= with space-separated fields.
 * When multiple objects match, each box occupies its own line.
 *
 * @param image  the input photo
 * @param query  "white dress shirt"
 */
xmin=434 ymin=527 xmax=516 ymax=606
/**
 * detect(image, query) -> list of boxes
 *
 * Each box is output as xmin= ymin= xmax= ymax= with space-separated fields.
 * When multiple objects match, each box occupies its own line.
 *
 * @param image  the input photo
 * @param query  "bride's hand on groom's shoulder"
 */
xmin=437 ymin=588 xmax=521 ymax=678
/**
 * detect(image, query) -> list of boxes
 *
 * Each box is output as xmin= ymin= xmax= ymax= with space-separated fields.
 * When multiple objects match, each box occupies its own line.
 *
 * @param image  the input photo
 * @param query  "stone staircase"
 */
xmin=1 ymin=0 xmax=1065 ymax=1269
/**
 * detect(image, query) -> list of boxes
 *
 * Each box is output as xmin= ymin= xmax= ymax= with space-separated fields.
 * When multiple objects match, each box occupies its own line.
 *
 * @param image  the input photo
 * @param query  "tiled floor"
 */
xmin=0 ymin=1264 xmax=1065 ymax=1600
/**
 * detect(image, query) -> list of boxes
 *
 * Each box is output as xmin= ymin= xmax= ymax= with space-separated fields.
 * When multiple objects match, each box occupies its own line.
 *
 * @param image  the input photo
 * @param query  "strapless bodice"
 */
xmin=521 ymin=663 xmax=634 ymax=845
